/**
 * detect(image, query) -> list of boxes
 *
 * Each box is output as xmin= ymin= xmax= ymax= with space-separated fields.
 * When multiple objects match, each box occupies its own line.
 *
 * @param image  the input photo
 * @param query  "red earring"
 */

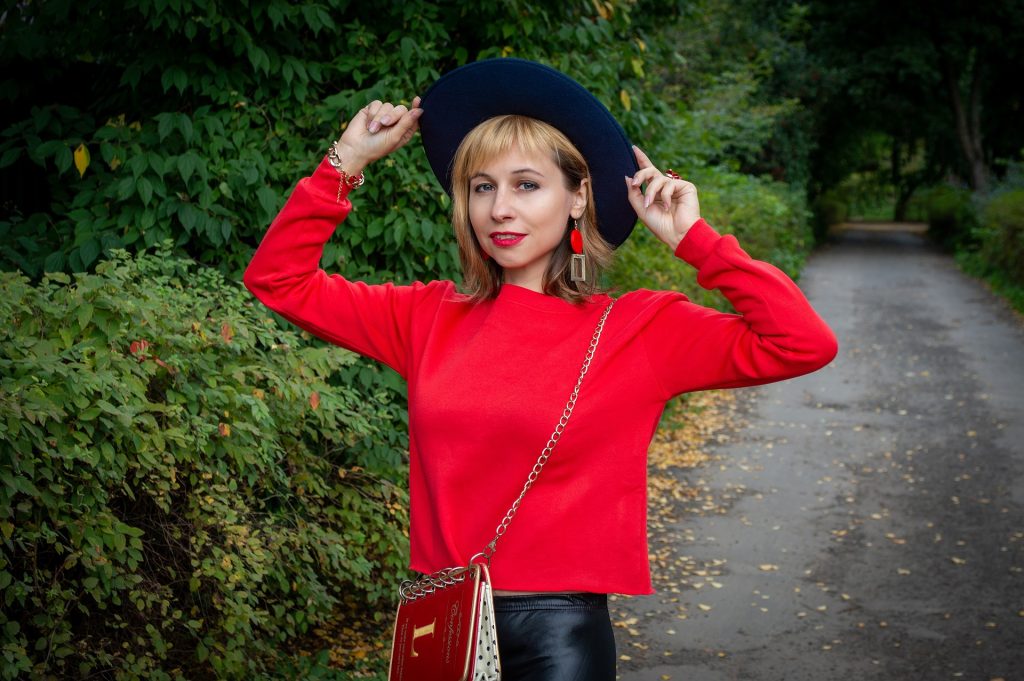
xmin=570 ymin=221 xmax=584 ymax=254
xmin=570 ymin=219 xmax=586 ymax=282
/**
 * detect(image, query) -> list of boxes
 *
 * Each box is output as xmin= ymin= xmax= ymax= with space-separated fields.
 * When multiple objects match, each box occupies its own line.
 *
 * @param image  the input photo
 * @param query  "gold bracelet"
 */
xmin=327 ymin=141 xmax=365 ymax=202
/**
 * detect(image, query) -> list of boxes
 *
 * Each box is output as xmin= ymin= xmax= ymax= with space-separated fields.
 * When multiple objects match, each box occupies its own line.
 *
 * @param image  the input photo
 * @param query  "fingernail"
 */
xmin=368 ymin=121 xmax=380 ymax=133
xmin=644 ymin=195 xmax=652 ymax=208
xmin=632 ymin=177 xmax=641 ymax=187
xmin=381 ymin=115 xmax=391 ymax=125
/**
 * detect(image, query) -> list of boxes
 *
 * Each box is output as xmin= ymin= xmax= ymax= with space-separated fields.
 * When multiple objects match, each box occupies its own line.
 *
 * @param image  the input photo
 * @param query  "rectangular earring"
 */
xmin=570 ymin=253 xmax=587 ymax=282
xmin=570 ymin=220 xmax=587 ymax=282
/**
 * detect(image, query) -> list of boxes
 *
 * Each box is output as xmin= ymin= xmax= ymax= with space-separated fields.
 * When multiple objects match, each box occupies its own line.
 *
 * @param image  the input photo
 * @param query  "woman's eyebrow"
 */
xmin=469 ymin=168 xmax=545 ymax=180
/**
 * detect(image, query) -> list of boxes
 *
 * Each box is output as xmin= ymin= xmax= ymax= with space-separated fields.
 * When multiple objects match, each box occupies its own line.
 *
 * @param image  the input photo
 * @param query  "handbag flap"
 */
xmin=389 ymin=564 xmax=484 ymax=681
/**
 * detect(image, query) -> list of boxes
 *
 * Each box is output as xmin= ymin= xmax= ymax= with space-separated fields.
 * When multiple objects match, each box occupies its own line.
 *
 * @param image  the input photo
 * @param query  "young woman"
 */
xmin=244 ymin=58 xmax=837 ymax=681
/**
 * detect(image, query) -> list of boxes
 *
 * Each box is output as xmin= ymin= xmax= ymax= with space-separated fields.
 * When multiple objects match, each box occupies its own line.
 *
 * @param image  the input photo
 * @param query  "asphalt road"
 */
xmin=613 ymin=224 xmax=1024 ymax=681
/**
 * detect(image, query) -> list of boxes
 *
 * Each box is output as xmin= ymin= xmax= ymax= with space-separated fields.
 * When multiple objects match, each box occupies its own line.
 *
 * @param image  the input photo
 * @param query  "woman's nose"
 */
xmin=491 ymin=186 xmax=515 ymax=221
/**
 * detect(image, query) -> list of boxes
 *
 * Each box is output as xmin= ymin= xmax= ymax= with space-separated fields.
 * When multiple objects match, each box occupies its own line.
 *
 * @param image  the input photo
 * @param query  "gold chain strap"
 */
xmin=398 ymin=300 xmax=614 ymax=603
xmin=471 ymin=299 xmax=615 ymax=566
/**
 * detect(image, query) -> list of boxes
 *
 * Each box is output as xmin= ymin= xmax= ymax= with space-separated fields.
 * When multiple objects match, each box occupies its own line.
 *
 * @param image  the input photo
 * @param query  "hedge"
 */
xmin=0 ymin=246 xmax=410 ymax=678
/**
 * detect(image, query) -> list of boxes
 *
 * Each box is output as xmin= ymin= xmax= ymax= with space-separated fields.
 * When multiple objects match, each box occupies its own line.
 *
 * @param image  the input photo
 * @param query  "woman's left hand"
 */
xmin=625 ymin=146 xmax=701 ymax=251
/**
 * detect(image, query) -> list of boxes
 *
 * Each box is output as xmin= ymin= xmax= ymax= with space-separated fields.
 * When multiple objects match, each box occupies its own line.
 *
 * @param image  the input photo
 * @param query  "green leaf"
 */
xmin=179 ymin=153 xmax=197 ymax=183
xmin=157 ymin=114 xmax=174 ymax=142
xmin=55 ymin=145 xmax=73 ymax=174
xmin=78 ymin=239 xmax=101 ymax=268
xmin=77 ymin=304 xmax=94 ymax=328
xmin=138 ymin=177 xmax=153 ymax=205
xmin=0 ymin=148 xmax=21 ymax=169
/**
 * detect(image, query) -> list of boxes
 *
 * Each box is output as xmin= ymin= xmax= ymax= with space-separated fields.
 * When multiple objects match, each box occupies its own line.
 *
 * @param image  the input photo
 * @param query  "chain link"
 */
xmin=475 ymin=300 xmax=615 ymax=564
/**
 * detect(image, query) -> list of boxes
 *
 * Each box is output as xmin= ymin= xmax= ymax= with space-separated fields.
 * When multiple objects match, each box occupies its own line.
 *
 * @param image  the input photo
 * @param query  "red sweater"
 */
xmin=244 ymin=157 xmax=838 ymax=594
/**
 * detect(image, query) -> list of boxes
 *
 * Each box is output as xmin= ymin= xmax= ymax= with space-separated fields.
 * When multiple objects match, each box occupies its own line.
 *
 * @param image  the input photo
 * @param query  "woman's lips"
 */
xmin=490 ymin=232 xmax=526 ymax=247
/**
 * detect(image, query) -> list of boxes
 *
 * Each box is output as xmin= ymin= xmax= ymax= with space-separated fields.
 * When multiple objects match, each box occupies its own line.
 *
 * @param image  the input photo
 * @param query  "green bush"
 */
xmin=925 ymin=184 xmax=977 ymax=249
xmin=812 ymin=187 xmax=850 ymax=240
xmin=0 ymin=246 xmax=411 ymax=679
xmin=977 ymin=189 xmax=1024 ymax=286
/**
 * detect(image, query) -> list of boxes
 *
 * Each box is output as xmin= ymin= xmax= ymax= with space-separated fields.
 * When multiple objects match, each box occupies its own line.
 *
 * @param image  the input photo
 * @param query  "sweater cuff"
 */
xmin=673 ymin=218 xmax=719 ymax=269
xmin=305 ymin=155 xmax=355 ymax=205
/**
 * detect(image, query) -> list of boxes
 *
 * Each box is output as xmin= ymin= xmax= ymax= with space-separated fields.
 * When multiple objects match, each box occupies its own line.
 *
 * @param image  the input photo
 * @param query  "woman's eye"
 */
xmin=519 ymin=181 xmax=538 ymax=191
xmin=472 ymin=183 xmax=494 ymax=193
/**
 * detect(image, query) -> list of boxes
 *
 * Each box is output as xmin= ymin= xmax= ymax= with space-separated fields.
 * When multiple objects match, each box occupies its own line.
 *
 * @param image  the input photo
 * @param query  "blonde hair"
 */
xmin=450 ymin=115 xmax=614 ymax=304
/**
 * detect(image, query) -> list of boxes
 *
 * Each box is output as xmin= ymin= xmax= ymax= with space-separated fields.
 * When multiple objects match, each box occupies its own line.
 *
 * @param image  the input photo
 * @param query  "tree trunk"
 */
xmin=891 ymin=138 xmax=904 ymax=220
xmin=941 ymin=50 xmax=989 ymax=192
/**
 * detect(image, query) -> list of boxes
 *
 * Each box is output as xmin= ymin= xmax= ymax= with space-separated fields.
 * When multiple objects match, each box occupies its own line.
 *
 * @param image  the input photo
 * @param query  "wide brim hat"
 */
xmin=419 ymin=57 xmax=639 ymax=248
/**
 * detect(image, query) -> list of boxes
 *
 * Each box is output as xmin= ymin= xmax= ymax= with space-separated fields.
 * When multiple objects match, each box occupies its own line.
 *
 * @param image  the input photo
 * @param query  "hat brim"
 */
xmin=419 ymin=58 xmax=639 ymax=248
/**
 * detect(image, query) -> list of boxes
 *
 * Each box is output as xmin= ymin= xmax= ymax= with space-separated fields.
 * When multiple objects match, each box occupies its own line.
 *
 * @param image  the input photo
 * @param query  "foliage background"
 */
xmin=7 ymin=0 xmax=1018 ymax=678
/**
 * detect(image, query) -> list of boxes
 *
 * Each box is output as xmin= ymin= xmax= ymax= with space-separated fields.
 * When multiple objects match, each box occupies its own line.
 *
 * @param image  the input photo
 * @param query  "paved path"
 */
xmin=614 ymin=224 xmax=1024 ymax=681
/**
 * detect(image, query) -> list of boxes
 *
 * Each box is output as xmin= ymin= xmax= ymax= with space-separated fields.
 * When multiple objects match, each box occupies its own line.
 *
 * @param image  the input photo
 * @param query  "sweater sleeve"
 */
xmin=242 ymin=156 xmax=448 ymax=378
xmin=640 ymin=219 xmax=838 ymax=398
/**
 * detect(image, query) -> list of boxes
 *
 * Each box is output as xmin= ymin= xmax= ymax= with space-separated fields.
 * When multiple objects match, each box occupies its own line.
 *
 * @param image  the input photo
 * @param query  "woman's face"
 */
xmin=468 ymin=145 xmax=587 ymax=293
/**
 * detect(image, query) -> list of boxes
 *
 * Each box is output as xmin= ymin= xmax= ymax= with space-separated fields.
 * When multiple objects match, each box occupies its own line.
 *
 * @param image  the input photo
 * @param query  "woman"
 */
xmin=244 ymin=58 xmax=837 ymax=681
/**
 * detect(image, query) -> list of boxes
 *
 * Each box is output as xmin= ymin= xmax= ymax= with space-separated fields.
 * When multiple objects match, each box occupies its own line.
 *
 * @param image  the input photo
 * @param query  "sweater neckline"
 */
xmin=496 ymin=284 xmax=609 ymax=314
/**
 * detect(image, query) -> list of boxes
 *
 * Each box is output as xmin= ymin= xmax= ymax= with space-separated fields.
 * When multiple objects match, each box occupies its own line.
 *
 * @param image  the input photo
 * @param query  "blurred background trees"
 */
xmin=1 ymin=0 xmax=1022 ymax=677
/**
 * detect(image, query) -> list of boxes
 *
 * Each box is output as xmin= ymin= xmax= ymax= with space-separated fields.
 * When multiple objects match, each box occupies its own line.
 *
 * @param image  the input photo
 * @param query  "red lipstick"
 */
xmin=490 ymin=232 xmax=526 ymax=247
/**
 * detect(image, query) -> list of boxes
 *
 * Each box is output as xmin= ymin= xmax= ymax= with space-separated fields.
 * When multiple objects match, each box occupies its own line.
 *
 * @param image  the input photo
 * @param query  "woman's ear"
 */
xmin=570 ymin=177 xmax=589 ymax=219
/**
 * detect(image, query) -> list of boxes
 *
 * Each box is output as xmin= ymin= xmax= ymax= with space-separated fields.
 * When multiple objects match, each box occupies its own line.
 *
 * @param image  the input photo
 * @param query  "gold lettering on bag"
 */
xmin=409 ymin=619 xmax=436 ymax=658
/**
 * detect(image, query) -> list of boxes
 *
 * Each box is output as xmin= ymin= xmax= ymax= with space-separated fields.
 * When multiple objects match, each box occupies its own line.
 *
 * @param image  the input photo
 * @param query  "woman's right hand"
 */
xmin=333 ymin=96 xmax=423 ymax=177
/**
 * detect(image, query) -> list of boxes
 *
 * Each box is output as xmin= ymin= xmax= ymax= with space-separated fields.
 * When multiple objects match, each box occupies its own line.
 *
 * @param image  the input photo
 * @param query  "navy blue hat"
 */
xmin=419 ymin=58 xmax=639 ymax=248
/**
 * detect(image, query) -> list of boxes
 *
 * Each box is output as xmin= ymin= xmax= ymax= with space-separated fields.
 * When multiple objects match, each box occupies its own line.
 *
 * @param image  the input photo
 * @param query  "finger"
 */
xmin=643 ymin=176 xmax=667 ymax=209
xmin=633 ymin=145 xmax=655 ymax=170
xmin=411 ymin=95 xmax=422 ymax=109
xmin=364 ymin=100 xmax=383 ymax=129
xmin=630 ymin=166 xmax=663 ymax=187
xmin=391 ymin=107 xmax=423 ymax=146
xmin=368 ymin=102 xmax=396 ymax=133
xmin=382 ymin=105 xmax=408 ymax=126
xmin=659 ymin=180 xmax=675 ymax=211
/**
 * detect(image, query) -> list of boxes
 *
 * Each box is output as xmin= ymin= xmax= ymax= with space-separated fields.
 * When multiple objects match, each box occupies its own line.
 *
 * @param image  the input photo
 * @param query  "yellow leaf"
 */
xmin=758 ymin=564 xmax=779 ymax=571
xmin=697 ymin=603 xmax=712 ymax=611
xmin=620 ymin=89 xmax=631 ymax=111
xmin=218 ymin=422 xmax=231 ymax=437
xmin=74 ymin=143 xmax=90 ymax=177
xmin=501 ymin=45 xmax=514 ymax=57
xmin=631 ymin=57 xmax=645 ymax=79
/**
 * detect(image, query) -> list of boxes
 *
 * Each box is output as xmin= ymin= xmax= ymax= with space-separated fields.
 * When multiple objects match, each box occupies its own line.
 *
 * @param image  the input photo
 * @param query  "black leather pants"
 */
xmin=493 ymin=593 xmax=616 ymax=681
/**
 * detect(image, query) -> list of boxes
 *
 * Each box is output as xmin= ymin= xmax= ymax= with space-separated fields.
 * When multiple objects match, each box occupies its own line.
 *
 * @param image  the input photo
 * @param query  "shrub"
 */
xmin=0 ymin=246 xmax=410 ymax=679
xmin=925 ymin=184 xmax=977 ymax=249
xmin=977 ymin=189 xmax=1024 ymax=286
xmin=811 ymin=187 xmax=850 ymax=240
